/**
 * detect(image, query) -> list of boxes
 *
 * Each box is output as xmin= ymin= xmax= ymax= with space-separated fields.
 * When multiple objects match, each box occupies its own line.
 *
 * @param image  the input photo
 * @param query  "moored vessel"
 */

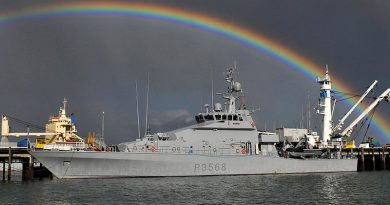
xmin=27 ymin=66 xmax=383 ymax=178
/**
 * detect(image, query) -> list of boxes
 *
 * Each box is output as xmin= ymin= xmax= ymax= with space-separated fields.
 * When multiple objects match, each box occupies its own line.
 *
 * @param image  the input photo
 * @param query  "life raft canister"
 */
xmin=149 ymin=145 xmax=156 ymax=152
xmin=241 ymin=147 xmax=247 ymax=155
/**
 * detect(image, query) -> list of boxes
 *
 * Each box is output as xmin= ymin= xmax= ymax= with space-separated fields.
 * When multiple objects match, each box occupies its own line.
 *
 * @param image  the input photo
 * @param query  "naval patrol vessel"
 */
xmin=29 ymin=67 xmax=358 ymax=178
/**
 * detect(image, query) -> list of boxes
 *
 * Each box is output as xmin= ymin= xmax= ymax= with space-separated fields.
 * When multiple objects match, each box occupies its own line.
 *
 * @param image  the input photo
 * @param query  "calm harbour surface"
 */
xmin=1 ymin=171 xmax=389 ymax=204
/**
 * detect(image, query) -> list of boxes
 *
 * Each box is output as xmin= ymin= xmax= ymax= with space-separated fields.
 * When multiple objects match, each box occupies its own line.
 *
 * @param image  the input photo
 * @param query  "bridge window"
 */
xmin=215 ymin=115 xmax=221 ymax=120
xmin=228 ymin=115 xmax=232 ymax=121
xmin=205 ymin=115 xmax=214 ymax=121
xmin=222 ymin=115 xmax=227 ymax=120
xmin=233 ymin=115 xmax=238 ymax=121
xmin=195 ymin=114 xmax=205 ymax=123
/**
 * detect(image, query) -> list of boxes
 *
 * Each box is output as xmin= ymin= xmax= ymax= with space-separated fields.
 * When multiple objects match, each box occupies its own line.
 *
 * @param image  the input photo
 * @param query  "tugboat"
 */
xmin=27 ymin=66 xmax=364 ymax=178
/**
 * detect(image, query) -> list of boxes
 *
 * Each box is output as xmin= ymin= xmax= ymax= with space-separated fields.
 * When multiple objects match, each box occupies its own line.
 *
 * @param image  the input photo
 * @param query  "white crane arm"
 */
xmin=340 ymin=88 xmax=390 ymax=137
xmin=333 ymin=80 xmax=378 ymax=133
xmin=2 ymin=115 xmax=58 ymax=137
xmin=3 ymin=132 xmax=58 ymax=137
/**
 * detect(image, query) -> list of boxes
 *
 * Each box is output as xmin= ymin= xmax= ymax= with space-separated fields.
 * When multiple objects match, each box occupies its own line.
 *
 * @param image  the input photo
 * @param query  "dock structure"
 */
xmin=299 ymin=147 xmax=389 ymax=171
xmin=0 ymin=146 xmax=52 ymax=181
xmin=0 ymin=147 xmax=34 ymax=181
xmin=341 ymin=147 xmax=390 ymax=171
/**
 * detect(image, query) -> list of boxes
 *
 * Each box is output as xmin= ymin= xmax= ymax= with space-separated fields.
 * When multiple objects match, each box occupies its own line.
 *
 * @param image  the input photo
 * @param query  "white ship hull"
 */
xmin=31 ymin=151 xmax=357 ymax=179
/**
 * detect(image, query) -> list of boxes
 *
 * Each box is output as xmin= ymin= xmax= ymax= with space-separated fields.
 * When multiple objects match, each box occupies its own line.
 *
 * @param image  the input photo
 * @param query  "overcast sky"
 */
xmin=0 ymin=0 xmax=389 ymax=144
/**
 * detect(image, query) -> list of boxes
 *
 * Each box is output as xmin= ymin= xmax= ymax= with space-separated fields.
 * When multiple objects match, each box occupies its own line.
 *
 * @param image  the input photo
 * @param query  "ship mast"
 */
xmin=317 ymin=66 xmax=332 ymax=143
xmin=60 ymin=98 xmax=67 ymax=118
xmin=211 ymin=68 xmax=214 ymax=111
xmin=136 ymin=80 xmax=141 ymax=139
xmin=223 ymin=66 xmax=242 ymax=113
xmin=145 ymin=73 xmax=150 ymax=135
xmin=102 ymin=111 xmax=105 ymax=140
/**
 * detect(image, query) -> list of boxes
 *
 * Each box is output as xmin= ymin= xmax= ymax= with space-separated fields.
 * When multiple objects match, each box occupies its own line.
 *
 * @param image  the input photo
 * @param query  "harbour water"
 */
xmin=1 ymin=172 xmax=389 ymax=204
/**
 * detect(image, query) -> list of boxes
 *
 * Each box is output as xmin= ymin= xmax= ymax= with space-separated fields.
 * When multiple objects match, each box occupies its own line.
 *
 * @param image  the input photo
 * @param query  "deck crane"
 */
xmin=2 ymin=115 xmax=58 ymax=137
xmin=332 ymin=80 xmax=378 ymax=135
xmin=337 ymin=88 xmax=390 ymax=138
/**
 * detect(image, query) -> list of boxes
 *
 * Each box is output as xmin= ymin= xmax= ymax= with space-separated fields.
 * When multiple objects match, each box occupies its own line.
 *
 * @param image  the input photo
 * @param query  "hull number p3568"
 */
xmin=194 ymin=163 xmax=226 ymax=172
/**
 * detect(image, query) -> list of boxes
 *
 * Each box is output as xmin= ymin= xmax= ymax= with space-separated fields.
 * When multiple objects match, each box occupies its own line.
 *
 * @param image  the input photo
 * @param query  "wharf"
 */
xmin=0 ymin=147 xmax=51 ymax=181
xmin=340 ymin=147 xmax=390 ymax=171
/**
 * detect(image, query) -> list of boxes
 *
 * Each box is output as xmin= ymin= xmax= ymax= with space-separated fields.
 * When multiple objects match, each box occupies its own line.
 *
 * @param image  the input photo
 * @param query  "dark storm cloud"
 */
xmin=0 ymin=0 xmax=389 ymax=144
xmin=163 ymin=0 xmax=390 ymax=88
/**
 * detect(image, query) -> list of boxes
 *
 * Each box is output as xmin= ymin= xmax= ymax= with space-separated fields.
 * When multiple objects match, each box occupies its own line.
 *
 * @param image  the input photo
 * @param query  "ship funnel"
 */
xmin=1 ymin=115 xmax=10 ymax=136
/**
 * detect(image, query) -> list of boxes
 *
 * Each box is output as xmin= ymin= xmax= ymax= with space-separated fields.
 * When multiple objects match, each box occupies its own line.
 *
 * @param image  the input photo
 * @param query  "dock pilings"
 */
xmin=7 ymin=147 xmax=11 ymax=181
xmin=350 ymin=147 xmax=390 ymax=171
xmin=2 ymin=160 xmax=5 ymax=181
xmin=1 ymin=147 xmax=40 ymax=181
xmin=360 ymin=147 xmax=365 ymax=171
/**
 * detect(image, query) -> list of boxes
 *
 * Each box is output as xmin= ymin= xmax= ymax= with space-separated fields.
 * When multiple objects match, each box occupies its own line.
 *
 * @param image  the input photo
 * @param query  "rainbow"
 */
xmin=0 ymin=2 xmax=389 ymax=141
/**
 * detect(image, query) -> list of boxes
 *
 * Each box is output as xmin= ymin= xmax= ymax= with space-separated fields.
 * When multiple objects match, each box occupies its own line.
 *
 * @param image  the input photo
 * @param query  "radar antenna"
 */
xmin=222 ymin=64 xmax=243 ymax=113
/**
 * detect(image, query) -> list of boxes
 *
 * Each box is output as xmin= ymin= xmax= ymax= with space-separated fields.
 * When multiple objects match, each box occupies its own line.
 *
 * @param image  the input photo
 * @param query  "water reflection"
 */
xmin=1 ymin=172 xmax=389 ymax=204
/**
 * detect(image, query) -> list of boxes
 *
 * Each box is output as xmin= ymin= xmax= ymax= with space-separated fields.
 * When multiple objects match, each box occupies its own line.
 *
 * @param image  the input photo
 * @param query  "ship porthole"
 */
xmin=213 ymin=148 xmax=217 ymax=152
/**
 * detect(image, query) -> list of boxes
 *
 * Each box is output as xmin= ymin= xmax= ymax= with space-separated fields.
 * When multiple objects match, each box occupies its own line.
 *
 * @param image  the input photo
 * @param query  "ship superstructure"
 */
xmin=117 ymin=67 xmax=259 ymax=156
xmin=1 ymin=99 xmax=85 ymax=150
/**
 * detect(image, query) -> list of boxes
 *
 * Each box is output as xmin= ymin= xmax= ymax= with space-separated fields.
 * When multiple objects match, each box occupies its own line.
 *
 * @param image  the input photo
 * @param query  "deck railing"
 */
xmin=127 ymin=145 xmax=251 ymax=156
